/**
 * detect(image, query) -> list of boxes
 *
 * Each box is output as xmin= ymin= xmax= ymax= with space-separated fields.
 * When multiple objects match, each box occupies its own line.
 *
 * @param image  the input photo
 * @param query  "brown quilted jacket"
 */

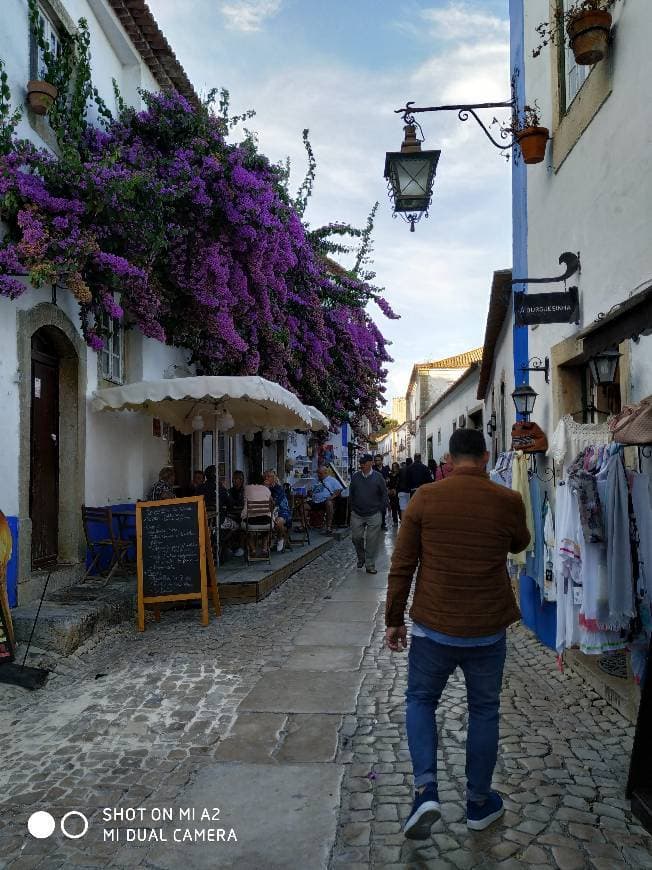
xmin=385 ymin=466 xmax=530 ymax=636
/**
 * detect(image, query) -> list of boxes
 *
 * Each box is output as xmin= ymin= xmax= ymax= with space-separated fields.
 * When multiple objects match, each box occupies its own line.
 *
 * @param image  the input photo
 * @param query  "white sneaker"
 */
xmin=233 ymin=548 xmax=244 ymax=557
xmin=276 ymin=539 xmax=285 ymax=553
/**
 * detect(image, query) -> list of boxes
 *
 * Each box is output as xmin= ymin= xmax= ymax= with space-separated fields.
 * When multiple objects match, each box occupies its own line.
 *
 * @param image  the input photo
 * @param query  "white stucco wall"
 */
xmin=423 ymin=369 xmax=483 ymax=463
xmin=522 ymin=0 xmax=652 ymax=423
xmin=1 ymin=0 xmax=161 ymax=145
xmin=481 ymin=310 xmax=518 ymax=466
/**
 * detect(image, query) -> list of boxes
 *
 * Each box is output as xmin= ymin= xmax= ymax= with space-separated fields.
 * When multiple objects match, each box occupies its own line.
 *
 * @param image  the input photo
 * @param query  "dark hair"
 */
xmin=405 ymin=457 xmax=413 ymax=466
xmin=427 ymin=459 xmax=437 ymax=472
xmin=449 ymin=428 xmax=487 ymax=458
xmin=249 ymin=471 xmax=264 ymax=485
xmin=205 ymin=465 xmax=216 ymax=479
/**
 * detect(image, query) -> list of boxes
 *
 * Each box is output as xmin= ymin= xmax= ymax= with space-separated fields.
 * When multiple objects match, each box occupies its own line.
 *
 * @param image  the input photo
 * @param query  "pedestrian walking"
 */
xmin=374 ymin=454 xmax=391 ymax=529
xmin=349 ymin=453 xmax=388 ymax=574
xmin=388 ymin=461 xmax=401 ymax=526
xmin=397 ymin=457 xmax=412 ymax=513
xmin=405 ymin=452 xmax=433 ymax=495
xmin=385 ymin=428 xmax=530 ymax=839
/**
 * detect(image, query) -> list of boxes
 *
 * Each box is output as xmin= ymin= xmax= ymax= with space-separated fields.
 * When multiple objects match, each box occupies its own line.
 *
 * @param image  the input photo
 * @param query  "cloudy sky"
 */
xmin=147 ymin=0 xmax=513 ymax=409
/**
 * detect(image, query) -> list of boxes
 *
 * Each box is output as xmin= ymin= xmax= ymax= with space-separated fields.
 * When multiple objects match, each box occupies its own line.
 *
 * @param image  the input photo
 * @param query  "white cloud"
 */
xmin=219 ymin=0 xmax=282 ymax=32
xmin=420 ymin=3 xmax=509 ymax=43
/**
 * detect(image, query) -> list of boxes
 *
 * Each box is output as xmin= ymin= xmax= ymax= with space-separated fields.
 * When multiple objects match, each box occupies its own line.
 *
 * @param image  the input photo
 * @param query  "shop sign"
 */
xmin=514 ymin=287 xmax=580 ymax=326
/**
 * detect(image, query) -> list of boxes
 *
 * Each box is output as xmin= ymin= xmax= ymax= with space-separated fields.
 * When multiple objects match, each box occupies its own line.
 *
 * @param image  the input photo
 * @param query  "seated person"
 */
xmin=188 ymin=469 xmax=206 ymax=497
xmin=201 ymin=466 xmax=231 ymax=516
xmin=148 ymin=466 xmax=175 ymax=501
xmin=263 ymin=468 xmax=292 ymax=553
xmin=309 ymin=465 xmax=342 ymax=534
xmin=241 ymin=473 xmax=273 ymax=559
xmin=227 ymin=470 xmax=246 ymax=557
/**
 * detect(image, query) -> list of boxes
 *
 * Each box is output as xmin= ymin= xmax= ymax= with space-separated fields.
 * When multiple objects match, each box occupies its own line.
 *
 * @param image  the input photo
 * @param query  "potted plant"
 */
xmin=533 ymin=0 xmax=618 ymax=65
xmin=26 ymin=80 xmax=58 ymax=115
xmin=510 ymin=104 xmax=549 ymax=165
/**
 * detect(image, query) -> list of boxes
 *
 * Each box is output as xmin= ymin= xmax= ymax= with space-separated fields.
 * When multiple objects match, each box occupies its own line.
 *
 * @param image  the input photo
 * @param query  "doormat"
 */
xmin=598 ymin=650 xmax=628 ymax=679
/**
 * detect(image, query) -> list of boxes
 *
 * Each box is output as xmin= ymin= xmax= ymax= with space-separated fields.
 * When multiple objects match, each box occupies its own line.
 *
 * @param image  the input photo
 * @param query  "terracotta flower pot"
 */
xmin=567 ymin=9 xmax=612 ymax=65
xmin=26 ymin=80 xmax=58 ymax=116
xmin=516 ymin=126 xmax=549 ymax=165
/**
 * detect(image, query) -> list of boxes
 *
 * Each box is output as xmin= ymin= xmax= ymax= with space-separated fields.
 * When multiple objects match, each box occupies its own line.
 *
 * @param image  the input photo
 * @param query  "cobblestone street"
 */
xmin=1 ymin=534 xmax=651 ymax=869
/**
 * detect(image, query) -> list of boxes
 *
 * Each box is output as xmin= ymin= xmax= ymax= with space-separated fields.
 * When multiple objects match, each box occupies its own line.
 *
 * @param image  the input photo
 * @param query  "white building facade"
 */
xmin=0 ymin=0 xmax=199 ymax=604
xmin=512 ymin=0 xmax=652 ymax=458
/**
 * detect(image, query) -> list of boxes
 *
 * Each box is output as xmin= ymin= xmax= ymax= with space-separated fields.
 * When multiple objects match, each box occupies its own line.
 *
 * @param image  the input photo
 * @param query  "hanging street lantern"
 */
xmin=384 ymin=124 xmax=440 ymax=232
xmin=588 ymin=348 xmax=621 ymax=387
xmin=511 ymin=384 xmax=538 ymax=419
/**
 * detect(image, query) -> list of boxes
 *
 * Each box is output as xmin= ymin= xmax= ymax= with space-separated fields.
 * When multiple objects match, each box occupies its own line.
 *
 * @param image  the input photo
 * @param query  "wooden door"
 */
xmin=172 ymin=430 xmax=192 ymax=492
xmin=30 ymin=335 xmax=59 ymax=568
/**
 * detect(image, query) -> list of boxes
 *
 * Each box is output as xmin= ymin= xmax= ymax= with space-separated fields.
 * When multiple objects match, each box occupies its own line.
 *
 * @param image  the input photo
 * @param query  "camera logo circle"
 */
xmin=60 ymin=811 xmax=89 ymax=839
xmin=27 ymin=811 xmax=56 ymax=839
xmin=27 ymin=810 xmax=89 ymax=839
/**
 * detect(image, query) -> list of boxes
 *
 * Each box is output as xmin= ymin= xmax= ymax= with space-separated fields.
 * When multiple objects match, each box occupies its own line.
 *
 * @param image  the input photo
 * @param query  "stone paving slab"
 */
xmin=314 ymin=601 xmax=380 ymax=622
xmin=327 ymin=586 xmax=387 ymax=603
xmin=238 ymin=669 xmax=363 ymax=713
xmin=214 ymin=712 xmax=342 ymax=763
xmin=293 ymin=620 xmax=375 ymax=648
xmin=283 ymin=645 xmax=365 ymax=671
xmin=144 ymin=763 xmax=344 ymax=869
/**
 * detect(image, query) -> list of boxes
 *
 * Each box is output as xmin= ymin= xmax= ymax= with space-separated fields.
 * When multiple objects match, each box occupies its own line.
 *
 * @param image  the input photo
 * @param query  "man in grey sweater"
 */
xmin=349 ymin=453 xmax=388 ymax=574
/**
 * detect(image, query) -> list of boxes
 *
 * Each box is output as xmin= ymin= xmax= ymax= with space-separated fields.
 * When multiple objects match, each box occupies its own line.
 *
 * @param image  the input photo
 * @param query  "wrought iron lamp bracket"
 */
xmin=520 ymin=356 xmax=550 ymax=384
xmin=395 ymin=100 xmax=517 ymax=153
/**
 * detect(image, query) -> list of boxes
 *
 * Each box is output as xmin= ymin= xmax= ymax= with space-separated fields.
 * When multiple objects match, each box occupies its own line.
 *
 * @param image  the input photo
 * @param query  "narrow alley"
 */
xmin=0 ymin=534 xmax=649 ymax=870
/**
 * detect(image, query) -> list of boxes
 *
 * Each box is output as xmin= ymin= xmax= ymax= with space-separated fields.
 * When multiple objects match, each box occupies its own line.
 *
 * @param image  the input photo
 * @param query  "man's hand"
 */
xmin=385 ymin=625 xmax=408 ymax=652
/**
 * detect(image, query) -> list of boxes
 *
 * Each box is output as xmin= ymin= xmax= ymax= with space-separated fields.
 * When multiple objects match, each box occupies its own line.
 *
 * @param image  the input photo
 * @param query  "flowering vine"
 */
xmin=0 ymin=36 xmax=395 ymax=426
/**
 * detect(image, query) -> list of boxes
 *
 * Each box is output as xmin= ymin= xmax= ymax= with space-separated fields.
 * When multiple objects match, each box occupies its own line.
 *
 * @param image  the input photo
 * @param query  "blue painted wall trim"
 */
xmin=510 ymin=0 xmax=529 ymax=405
xmin=6 ymin=516 xmax=18 ymax=607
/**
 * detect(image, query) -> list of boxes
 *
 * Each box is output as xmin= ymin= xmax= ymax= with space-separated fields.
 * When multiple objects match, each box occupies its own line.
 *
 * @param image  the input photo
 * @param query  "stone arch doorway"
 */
xmin=17 ymin=305 xmax=86 ymax=599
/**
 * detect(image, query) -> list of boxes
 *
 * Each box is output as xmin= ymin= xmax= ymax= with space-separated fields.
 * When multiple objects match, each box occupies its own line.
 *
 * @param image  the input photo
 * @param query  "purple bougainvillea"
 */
xmin=0 ymin=90 xmax=395 ymax=425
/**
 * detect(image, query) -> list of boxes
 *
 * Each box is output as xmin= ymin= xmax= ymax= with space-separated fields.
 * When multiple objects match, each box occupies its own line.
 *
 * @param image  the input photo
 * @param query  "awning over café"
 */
xmin=92 ymin=375 xmax=313 ymax=434
xmin=305 ymin=405 xmax=330 ymax=432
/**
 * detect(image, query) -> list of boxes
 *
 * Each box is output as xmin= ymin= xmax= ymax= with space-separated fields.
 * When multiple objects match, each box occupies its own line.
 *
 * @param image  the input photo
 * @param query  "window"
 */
xmin=36 ymin=5 xmax=62 ymax=80
xmin=98 ymin=312 xmax=124 ymax=384
xmin=559 ymin=0 xmax=592 ymax=111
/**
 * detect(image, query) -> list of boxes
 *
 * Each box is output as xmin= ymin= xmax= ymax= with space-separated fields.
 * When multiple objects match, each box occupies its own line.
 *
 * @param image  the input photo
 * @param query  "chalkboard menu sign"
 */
xmin=136 ymin=496 xmax=214 ymax=631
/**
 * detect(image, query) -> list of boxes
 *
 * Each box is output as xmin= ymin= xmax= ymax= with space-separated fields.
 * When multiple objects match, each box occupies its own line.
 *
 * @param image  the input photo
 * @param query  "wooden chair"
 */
xmin=243 ymin=498 xmax=273 ymax=565
xmin=289 ymin=493 xmax=310 ymax=546
xmin=81 ymin=505 xmax=131 ymax=585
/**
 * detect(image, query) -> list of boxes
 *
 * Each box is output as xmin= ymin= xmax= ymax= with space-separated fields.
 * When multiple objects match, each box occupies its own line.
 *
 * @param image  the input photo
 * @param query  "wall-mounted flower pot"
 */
xmin=516 ymin=126 xmax=549 ymax=164
xmin=26 ymin=80 xmax=58 ymax=116
xmin=567 ymin=9 xmax=612 ymax=65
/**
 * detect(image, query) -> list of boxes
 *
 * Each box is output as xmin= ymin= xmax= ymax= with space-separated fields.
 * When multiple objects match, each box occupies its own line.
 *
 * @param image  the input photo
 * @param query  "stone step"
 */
xmin=11 ymin=580 xmax=135 ymax=656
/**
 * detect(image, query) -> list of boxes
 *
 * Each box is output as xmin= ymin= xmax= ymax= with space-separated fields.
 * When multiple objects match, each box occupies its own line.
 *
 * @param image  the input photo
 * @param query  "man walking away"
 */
xmin=385 ymin=429 xmax=530 ymax=839
xmin=405 ymin=452 xmax=433 ymax=495
xmin=397 ymin=457 xmax=412 ymax=514
xmin=349 ymin=453 xmax=388 ymax=574
xmin=374 ymin=454 xmax=391 ymax=530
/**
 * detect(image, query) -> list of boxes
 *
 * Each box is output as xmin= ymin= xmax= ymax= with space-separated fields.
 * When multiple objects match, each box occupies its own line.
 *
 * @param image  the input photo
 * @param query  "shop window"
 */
xmin=98 ymin=312 xmax=124 ymax=384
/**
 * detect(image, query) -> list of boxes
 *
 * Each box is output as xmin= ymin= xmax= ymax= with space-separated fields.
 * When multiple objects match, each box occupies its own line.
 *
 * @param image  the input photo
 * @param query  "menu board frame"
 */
xmin=136 ymin=496 xmax=209 ymax=631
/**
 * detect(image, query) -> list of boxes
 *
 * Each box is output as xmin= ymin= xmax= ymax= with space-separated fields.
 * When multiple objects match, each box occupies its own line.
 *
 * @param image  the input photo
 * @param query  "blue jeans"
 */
xmin=406 ymin=634 xmax=507 ymax=802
